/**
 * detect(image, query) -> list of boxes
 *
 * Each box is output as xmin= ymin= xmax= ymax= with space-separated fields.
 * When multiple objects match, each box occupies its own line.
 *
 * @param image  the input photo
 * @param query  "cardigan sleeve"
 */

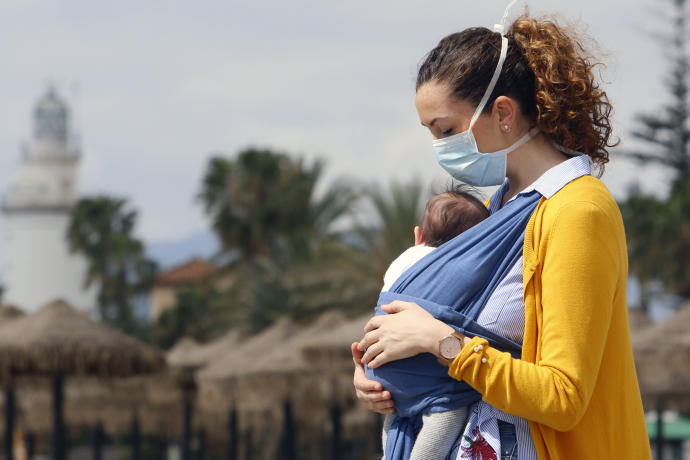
xmin=448 ymin=199 xmax=623 ymax=431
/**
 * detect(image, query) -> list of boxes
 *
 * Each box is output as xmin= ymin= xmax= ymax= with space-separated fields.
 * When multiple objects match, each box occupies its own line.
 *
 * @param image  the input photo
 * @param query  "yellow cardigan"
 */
xmin=449 ymin=175 xmax=650 ymax=459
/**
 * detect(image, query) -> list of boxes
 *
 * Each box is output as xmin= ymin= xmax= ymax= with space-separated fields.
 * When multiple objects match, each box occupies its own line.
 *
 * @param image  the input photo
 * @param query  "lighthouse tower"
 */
xmin=1 ymin=88 xmax=97 ymax=313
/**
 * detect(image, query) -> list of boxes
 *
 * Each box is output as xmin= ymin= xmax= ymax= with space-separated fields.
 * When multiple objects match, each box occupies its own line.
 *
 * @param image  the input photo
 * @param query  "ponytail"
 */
xmin=509 ymin=14 xmax=616 ymax=171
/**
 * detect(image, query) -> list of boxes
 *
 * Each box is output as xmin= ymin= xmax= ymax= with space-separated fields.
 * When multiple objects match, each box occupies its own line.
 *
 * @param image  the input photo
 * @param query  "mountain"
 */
xmin=146 ymin=231 xmax=220 ymax=270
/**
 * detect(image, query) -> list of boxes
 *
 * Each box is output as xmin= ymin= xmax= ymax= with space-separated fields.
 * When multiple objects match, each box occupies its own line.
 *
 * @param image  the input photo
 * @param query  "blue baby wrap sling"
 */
xmin=365 ymin=190 xmax=542 ymax=460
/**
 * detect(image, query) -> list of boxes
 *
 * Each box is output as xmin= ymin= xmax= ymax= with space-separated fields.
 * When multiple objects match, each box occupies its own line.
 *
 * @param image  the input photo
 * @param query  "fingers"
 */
xmin=352 ymin=351 xmax=395 ymax=415
xmin=364 ymin=398 xmax=395 ymax=414
xmin=367 ymin=351 xmax=390 ymax=369
xmin=358 ymin=329 xmax=380 ymax=351
xmin=361 ymin=341 xmax=383 ymax=365
xmin=353 ymin=358 xmax=382 ymax=392
xmin=363 ymin=315 xmax=383 ymax=333
xmin=381 ymin=300 xmax=413 ymax=314
xmin=356 ymin=388 xmax=391 ymax=403
xmin=351 ymin=342 xmax=364 ymax=365
xmin=355 ymin=387 xmax=395 ymax=413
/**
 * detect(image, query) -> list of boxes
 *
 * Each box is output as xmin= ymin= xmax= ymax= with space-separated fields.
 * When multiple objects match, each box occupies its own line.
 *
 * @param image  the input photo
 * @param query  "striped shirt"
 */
xmin=455 ymin=154 xmax=591 ymax=460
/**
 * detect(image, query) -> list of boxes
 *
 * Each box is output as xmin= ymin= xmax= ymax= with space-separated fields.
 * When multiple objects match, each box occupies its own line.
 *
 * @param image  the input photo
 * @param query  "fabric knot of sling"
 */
xmin=365 ymin=190 xmax=541 ymax=460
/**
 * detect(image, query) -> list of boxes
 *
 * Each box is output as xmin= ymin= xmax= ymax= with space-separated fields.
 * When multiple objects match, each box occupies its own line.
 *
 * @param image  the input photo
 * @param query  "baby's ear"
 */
xmin=414 ymin=226 xmax=423 ymax=246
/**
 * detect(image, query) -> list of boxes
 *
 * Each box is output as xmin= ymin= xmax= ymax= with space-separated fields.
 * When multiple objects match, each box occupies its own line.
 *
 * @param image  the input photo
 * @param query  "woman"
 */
xmin=352 ymin=8 xmax=650 ymax=460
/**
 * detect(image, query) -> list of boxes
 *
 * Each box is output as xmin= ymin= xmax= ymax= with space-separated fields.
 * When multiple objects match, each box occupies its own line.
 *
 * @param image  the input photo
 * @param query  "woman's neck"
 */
xmin=502 ymin=133 xmax=568 ymax=205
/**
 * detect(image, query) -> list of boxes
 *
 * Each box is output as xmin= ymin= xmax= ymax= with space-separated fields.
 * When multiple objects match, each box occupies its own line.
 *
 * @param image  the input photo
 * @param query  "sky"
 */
xmin=0 ymin=0 xmax=675 ymax=248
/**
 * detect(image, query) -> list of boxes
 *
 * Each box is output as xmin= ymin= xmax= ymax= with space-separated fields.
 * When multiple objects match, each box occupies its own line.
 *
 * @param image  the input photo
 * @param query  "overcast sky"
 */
xmin=0 ymin=0 xmax=675 ymax=245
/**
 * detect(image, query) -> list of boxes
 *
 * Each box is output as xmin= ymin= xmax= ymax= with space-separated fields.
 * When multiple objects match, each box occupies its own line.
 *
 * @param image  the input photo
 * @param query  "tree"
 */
xmin=151 ymin=286 xmax=222 ymax=349
xmin=620 ymin=0 xmax=690 ymax=306
xmin=619 ymin=188 xmax=668 ymax=311
xmin=625 ymin=0 xmax=690 ymax=186
xmin=67 ymin=196 xmax=157 ymax=336
xmin=198 ymin=148 xmax=356 ymax=264
xmin=197 ymin=148 xmax=362 ymax=332
xmin=352 ymin=180 xmax=427 ymax=282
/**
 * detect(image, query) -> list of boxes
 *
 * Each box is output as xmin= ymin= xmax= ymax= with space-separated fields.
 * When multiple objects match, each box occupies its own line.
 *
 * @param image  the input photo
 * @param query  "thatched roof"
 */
xmin=301 ymin=312 xmax=370 ymax=367
xmin=306 ymin=312 xmax=370 ymax=350
xmin=0 ymin=299 xmax=165 ymax=376
xmin=0 ymin=305 xmax=24 ymax=323
xmin=155 ymin=258 xmax=216 ymax=286
xmin=239 ymin=311 xmax=348 ymax=377
xmin=633 ymin=302 xmax=690 ymax=402
xmin=200 ymin=311 xmax=370 ymax=380
xmin=198 ymin=317 xmax=297 ymax=381
xmin=166 ymin=329 xmax=243 ymax=370
xmin=628 ymin=308 xmax=653 ymax=337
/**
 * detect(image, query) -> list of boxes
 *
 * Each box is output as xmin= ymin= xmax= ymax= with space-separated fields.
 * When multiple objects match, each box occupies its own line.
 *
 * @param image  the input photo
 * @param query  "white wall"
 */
xmin=2 ymin=211 xmax=97 ymax=313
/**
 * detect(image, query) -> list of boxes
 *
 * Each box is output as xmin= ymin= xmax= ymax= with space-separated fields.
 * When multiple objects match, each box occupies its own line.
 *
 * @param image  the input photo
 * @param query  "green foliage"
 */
xmin=151 ymin=286 xmax=223 ymax=349
xmin=625 ymin=0 xmax=690 ymax=186
xmin=620 ymin=0 xmax=690 ymax=305
xmin=199 ymin=148 xmax=356 ymax=264
xmin=67 ymin=195 xmax=157 ymax=337
xmin=621 ymin=180 xmax=690 ymax=302
xmin=352 ymin=180 xmax=426 ymax=282
xmin=174 ymin=148 xmax=365 ymax=334
xmin=162 ymin=150 xmax=428 ymax=338
xmin=220 ymin=245 xmax=381 ymax=333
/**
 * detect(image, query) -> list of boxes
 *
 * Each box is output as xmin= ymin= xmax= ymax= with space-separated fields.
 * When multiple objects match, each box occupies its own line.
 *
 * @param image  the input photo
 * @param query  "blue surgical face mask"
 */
xmin=433 ymin=125 xmax=539 ymax=187
xmin=431 ymin=0 xmax=538 ymax=187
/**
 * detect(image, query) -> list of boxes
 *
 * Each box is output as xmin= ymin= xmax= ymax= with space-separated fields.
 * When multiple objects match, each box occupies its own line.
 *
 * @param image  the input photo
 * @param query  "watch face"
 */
xmin=440 ymin=336 xmax=462 ymax=360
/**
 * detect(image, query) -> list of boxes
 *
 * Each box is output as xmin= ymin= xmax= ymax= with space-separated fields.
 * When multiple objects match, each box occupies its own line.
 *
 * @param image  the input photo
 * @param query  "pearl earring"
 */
xmin=504 ymin=125 xmax=511 ymax=133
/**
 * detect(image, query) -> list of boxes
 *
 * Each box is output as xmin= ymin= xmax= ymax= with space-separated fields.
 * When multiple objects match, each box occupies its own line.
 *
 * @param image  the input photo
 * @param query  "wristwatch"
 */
xmin=437 ymin=331 xmax=466 ymax=367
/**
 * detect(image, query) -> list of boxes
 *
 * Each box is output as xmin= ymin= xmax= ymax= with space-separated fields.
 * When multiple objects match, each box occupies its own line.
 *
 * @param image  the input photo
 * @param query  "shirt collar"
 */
xmin=488 ymin=155 xmax=591 ymax=213
xmin=521 ymin=154 xmax=591 ymax=199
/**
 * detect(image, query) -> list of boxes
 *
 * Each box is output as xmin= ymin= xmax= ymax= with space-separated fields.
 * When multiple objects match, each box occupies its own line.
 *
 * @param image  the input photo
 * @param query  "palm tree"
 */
xmin=67 ymin=196 xmax=157 ymax=336
xmin=625 ymin=0 xmax=690 ymax=186
xmin=352 ymin=180 xmax=427 ymax=282
xmin=198 ymin=148 xmax=356 ymax=264
xmin=197 ymin=148 xmax=363 ymax=331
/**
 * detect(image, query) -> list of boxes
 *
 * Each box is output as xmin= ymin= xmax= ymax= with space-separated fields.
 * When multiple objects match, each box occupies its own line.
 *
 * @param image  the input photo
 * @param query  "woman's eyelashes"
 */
xmin=441 ymin=128 xmax=454 ymax=137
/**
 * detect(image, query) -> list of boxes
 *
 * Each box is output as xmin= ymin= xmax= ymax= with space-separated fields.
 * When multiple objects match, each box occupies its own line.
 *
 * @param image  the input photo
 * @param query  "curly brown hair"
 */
xmin=416 ymin=13 xmax=617 ymax=174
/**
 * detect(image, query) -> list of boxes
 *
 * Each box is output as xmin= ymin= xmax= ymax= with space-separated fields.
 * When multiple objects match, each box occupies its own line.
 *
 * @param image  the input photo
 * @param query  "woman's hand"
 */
xmin=351 ymin=342 xmax=395 ymax=414
xmin=358 ymin=301 xmax=454 ymax=368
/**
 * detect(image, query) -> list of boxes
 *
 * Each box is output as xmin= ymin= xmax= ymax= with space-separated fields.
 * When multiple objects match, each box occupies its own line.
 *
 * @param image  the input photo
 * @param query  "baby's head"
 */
xmin=415 ymin=186 xmax=489 ymax=247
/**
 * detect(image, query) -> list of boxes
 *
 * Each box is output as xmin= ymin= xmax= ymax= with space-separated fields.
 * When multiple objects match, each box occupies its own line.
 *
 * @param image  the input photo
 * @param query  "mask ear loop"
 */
xmin=467 ymin=0 xmax=518 ymax=130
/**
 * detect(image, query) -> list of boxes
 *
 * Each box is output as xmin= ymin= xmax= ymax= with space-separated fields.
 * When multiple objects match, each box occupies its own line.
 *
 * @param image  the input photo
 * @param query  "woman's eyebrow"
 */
xmin=421 ymin=117 xmax=442 ymax=128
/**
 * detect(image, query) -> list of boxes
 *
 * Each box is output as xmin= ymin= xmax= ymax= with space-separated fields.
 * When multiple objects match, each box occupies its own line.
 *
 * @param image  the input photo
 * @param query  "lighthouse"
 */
xmin=1 ymin=88 xmax=97 ymax=313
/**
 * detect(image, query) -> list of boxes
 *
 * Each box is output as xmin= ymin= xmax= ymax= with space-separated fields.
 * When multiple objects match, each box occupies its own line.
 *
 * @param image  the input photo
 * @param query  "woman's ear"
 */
xmin=492 ymin=96 xmax=517 ymax=131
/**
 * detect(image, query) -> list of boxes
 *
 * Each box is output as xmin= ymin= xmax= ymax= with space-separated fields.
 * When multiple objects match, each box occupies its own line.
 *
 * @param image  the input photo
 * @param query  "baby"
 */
xmin=379 ymin=185 xmax=489 ymax=460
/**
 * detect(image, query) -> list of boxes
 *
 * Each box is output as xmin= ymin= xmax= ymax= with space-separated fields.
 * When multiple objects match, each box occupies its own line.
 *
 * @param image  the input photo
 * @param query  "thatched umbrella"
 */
xmin=628 ymin=307 xmax=653 ymax=338
xmin=198 ymin=318 xmax=296 ymax=458
xmin=633 ymin=301 xmax=690 ymax=459
xmin=167 ymin=330 xmax=243 ymax=370
xmin=0 ymin=304 xmax=24 ymax=460
xmin=230 ymin=311 xmax=369 ymax=459
xmin=0 ymin=305 xmax=24 ymax=323
xmin=633 ymin=302 xmax=690 ymax=401
xmin=198 ymin=317 xmax=297 ymax=389
xmin=167 ymin=330 xmax=244 ymax=459
xmin=239 ymin=311 xmax=348 ymax=377
xmin=0 ymin=299 xmax=165 ymax=460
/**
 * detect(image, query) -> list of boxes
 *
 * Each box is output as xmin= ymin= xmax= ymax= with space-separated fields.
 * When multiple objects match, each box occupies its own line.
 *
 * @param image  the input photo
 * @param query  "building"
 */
xmin=1 ymin=88 xmax=97 ymax=313
xmin=150 ymin=258 xmax=217 ymax=320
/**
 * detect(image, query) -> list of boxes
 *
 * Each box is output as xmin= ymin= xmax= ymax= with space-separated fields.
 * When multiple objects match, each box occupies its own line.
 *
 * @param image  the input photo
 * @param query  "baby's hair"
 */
xmin=420 ymin=183 xmax=489 ymax=247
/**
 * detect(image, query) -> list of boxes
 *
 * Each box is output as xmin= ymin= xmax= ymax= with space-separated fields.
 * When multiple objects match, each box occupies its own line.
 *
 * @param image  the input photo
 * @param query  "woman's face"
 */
xmin=415 ymin=80 xmax=506 ymax=153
